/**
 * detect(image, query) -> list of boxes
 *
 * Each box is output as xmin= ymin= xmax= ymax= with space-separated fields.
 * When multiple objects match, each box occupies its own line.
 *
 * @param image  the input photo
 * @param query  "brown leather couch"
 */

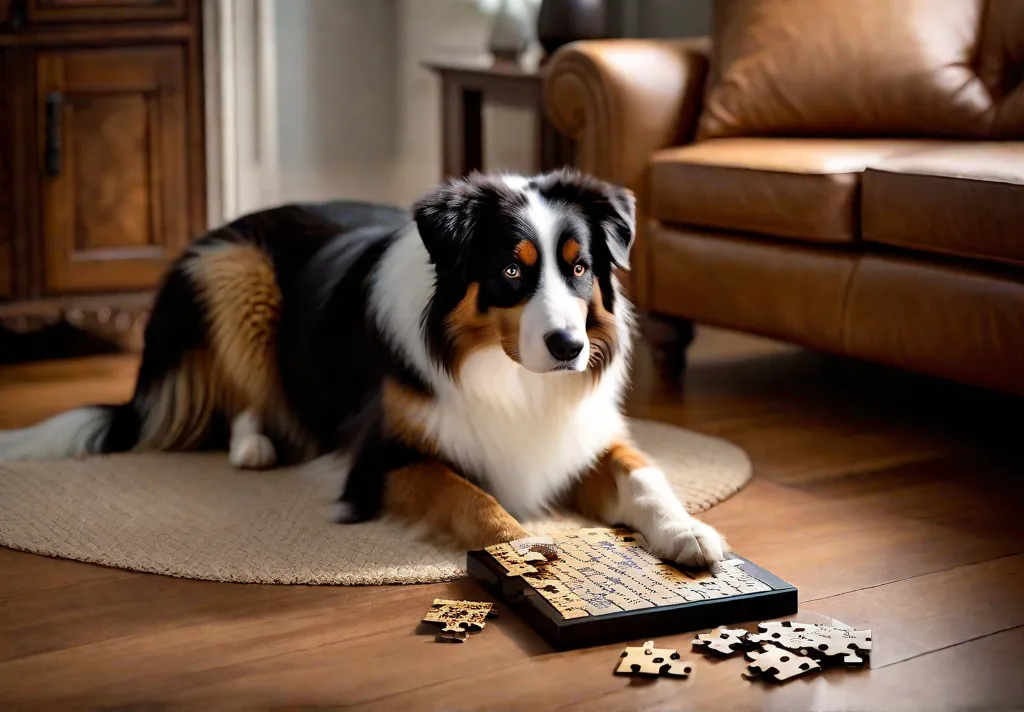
xmin=544 ymin=0 xmax=1024 ymax=396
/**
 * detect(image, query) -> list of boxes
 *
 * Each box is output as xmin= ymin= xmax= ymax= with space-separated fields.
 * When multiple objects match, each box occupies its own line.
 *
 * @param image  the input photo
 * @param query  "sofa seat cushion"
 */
xmin=862 ymin=143 xmax=1024 ymax=267
xmin=649 ymin=139 xmax=945 ymax=243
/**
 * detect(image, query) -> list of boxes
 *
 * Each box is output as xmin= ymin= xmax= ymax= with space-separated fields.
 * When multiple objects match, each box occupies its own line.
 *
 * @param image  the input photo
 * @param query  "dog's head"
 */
xmin=414 ymin=168 xmax=635 ymax=377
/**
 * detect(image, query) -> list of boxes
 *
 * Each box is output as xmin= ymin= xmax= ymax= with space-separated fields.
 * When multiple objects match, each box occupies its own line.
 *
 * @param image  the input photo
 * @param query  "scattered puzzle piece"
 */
xmin=663 ymin=661 xmax=693 ymax=678
xmin=746 ymin=643 xmax=821 ymax=682
xmin=615 ymin=640 xmax=690 ymax=678
xmin=752 ymin=621 xmax=872 ymax=665
xmin=692 ymin=627 xmax=750 ymax=656
xmin=422 ymin=599 xmax=494 ymax=636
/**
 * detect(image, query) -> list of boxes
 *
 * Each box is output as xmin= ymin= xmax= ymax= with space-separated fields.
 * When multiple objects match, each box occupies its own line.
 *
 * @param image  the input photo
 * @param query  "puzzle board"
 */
xmin=467 ymin=527 xmax=798 ymax=650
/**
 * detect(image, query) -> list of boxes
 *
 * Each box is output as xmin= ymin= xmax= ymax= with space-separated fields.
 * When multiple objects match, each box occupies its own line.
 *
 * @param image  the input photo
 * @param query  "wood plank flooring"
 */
xmin=0 ymin=328 xmax=1021 ymax=711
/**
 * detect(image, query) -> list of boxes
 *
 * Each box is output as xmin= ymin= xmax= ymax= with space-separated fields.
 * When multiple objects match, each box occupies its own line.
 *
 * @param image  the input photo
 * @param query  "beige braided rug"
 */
xmin=0 ymin=418 xmax=751 ymax=585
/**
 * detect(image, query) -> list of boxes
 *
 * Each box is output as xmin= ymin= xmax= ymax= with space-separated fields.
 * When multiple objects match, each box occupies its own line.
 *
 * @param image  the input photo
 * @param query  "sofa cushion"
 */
xmin=649 ymin=138 xmax=944 ymax=243
xmin=862 ymin=144 xmax=1024 ymax=267
xmin=977 ymin=0 xmax=1024 ymax=139
xmin=697 ymin=0 xmax=994 ymax=140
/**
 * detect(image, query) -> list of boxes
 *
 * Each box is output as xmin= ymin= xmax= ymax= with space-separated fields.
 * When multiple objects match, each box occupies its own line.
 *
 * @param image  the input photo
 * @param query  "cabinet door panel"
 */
xmin=38 ymin=46 xmax=190 ymax=294
xmin=27 ymin=0 xmax=185 ymax=22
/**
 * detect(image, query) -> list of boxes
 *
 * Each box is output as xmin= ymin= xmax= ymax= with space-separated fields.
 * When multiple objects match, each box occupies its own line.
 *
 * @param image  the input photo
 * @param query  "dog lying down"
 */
xmin=0 ymin=168 xmax=728 ymax=568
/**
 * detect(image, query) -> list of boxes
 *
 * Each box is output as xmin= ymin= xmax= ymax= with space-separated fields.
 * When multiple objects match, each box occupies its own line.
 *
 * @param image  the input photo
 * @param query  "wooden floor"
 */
xmin=1 ymin=329 xmax=1022 ymax=711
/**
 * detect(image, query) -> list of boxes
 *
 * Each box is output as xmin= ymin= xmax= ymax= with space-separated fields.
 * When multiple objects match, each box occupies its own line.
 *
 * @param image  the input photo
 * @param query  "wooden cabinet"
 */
xmin=0 ymin=49 xmax=11 ymax=299
xmin=0 ymin=0 xmax=204 ymax=350
xmin=28 ymin=0 xmax=186 ymax=23
xmin=38 ymin=46 xmax=190 ymax=293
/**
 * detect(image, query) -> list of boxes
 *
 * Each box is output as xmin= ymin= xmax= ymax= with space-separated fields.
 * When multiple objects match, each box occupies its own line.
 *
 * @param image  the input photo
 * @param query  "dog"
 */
xmin=0 ymin=169 xmax=727 ymax=567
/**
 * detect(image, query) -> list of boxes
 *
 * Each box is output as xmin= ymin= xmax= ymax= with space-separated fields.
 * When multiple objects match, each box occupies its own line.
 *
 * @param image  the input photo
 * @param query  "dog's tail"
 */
xmin=0 ymin=403 xmax=140 ymax=462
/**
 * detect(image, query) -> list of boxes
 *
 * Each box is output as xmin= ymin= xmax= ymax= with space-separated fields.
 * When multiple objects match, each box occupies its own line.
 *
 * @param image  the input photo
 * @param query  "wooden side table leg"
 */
xmin=442 ymin=82 xmax=484 ymax=179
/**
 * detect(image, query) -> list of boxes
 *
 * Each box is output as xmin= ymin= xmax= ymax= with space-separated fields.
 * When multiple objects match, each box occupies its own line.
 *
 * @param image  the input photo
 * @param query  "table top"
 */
xmin=423 ymin=52 xmax=547 ymax=82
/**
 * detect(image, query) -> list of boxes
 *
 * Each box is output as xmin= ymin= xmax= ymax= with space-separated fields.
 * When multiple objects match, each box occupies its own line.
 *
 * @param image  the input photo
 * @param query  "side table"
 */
xmin=423 ymin=57 xmax=575 ymax=179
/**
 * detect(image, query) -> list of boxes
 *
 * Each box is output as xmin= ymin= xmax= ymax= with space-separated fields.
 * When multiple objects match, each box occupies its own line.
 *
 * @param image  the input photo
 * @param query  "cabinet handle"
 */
xmin=44 ymin=91 xmax=63 ymax=178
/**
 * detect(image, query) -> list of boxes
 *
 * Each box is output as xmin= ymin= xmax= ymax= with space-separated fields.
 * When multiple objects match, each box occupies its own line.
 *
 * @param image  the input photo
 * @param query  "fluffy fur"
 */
xmin=0 ymin=170 xmax=727 ymax=567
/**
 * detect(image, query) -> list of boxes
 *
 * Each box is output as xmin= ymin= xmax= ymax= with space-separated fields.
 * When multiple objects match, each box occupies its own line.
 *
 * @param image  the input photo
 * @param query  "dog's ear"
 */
xmin=530 ymin=168 xmax=637 ymax=271
xmin=596 ymin=184 xmax=636 ymax=271
xmin=412 ymin=176 xmax=482 ymax=281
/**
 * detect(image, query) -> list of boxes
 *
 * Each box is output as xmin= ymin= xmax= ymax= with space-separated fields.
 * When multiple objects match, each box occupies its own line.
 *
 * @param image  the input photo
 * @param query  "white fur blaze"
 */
xmin=0 ymin=407 xmax=112 ymax=461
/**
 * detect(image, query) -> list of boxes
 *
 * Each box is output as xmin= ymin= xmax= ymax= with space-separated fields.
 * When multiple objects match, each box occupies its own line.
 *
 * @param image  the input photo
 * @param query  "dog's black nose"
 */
xmin=544 ymin=329 xmax=584 ymax=362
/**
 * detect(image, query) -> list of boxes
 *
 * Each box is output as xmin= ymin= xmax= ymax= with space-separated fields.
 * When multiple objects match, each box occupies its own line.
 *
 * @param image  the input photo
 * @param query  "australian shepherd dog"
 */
xmin=0 ymin=169 xmax=727 ymax=567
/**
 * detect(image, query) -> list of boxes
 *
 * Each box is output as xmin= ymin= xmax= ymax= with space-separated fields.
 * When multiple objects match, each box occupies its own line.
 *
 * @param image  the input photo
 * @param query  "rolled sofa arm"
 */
xmin=543 ymin=37 xmax=711 ymax=190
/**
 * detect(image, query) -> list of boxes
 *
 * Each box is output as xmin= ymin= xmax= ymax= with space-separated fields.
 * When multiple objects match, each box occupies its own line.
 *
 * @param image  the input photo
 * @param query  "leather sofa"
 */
xmin=543 ymin=0 xmax=1024 ymax=396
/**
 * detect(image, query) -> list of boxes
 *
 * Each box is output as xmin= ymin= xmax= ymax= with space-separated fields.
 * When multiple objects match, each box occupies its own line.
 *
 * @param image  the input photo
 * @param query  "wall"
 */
xmin=392 ymin=0 xmax=540 ymax=206
xmin=269 ymin=0 xmax=712 ymax=210
xmin=275 ymin=0 xmax=399 ymax=204
xmin=630 ymin=0 xmax=712 ymax=38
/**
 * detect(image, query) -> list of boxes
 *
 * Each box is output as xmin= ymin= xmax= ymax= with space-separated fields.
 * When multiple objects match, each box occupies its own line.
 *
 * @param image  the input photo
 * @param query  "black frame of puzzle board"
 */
xmin=467 ymin=534 xmax=798 ymax=651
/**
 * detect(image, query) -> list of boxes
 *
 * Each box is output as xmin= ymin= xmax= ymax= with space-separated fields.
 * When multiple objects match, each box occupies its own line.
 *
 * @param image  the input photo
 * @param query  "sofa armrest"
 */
xmin=543 ymin=37 xmax=711 ymax=190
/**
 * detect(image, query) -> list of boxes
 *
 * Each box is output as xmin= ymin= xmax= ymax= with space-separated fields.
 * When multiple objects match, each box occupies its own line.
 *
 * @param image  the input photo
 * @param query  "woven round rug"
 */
xmin=0 ymin=418 xmax=751 ymax=585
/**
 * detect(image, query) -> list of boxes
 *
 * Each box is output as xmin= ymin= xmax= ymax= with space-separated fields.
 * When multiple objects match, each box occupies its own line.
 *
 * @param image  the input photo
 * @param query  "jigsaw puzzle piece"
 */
xmin=663 ymin=661 xmax=693 ymax=678
xmin=486 ymin=543 xmax=541 ymax=577
xmin=746 ymin=644 xmax=821 ymax=682
xmin=422 ymin=599 xmax=494 ymax=634
xmin=508 ymin=535 xmax=559 ymax=561
xmin=615 ymin=640 xmax=687 ymax=676
xmin=692 ymin=627 xmax=750 ymax=656
xmin=753 ymin=621 xmax=872 ymax=665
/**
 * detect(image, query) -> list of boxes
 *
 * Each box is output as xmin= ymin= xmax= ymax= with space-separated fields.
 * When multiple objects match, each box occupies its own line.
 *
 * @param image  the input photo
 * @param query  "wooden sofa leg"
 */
xmin=643 ymin=312 xmax=696 ymax=383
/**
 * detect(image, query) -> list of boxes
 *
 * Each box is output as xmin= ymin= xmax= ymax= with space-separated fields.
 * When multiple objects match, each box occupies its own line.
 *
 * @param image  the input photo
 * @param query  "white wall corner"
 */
xmin=203 ymin=0 xmax=281 ymax=228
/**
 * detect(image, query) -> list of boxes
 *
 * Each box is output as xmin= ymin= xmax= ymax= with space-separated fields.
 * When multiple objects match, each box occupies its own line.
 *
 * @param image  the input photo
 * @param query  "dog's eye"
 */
xmin=573 ymin=263 xmax=587 ymax=278
xmin=504 ymin=264 xmax=521 ymax=279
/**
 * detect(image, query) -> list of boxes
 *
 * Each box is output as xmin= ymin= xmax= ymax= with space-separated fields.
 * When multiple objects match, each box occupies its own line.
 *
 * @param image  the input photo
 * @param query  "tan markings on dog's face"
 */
xmin=585 ymin=281 xmax=617 ymax=378
xmin=514 ymin=240 xmax=538 ymax=266
xmin=445 ymin=283 xmax=531 ymax=375
xmin=492 ymin=303 xmax=526 ymax=364
xmin=562 ymin=238 xmax=581 ymax=264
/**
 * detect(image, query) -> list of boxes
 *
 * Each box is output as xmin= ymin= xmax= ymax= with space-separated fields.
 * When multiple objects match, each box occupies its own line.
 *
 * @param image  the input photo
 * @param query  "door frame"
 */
xmin=201 ymin=0 xmax=279 ymax=227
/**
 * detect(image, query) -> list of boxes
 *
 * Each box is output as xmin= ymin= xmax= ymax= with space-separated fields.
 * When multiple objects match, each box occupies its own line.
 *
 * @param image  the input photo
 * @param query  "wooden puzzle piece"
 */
xmin=692 ymin=627 xmax=750 ymax=656
xmin=753 ymin=621 xmax=872 ymax=665
xmin=663 ymin=661 xmax=693 ymax=678
xmin=746 ymin=644 xmax=821 ymax=682
xmin=422 ymin=599 xmax=494 ymax=635
xmin=615 ymin=640 xmax=690 ymax=678
xmin=529 ymin=578 xmax=592 ymax=619
xmin=486 ymin=543 xmax=541 ymax=577
xmin=508 ymin=535 xmax=559 ymax=561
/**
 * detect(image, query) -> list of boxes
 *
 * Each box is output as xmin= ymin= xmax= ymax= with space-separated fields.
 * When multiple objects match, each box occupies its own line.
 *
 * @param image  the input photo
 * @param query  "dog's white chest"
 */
xmin=413 ymin=348 xmax=627 ymax=518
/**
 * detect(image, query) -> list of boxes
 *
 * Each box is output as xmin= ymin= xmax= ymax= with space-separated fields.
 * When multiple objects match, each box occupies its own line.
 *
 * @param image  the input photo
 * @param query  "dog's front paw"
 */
xmin=228 ymin=434 xmax=277 ymax=470
xmin=643 ymin=516 xmax=727 ymax=568
xmin=456 ymin=505 xmax=530 ymax=551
